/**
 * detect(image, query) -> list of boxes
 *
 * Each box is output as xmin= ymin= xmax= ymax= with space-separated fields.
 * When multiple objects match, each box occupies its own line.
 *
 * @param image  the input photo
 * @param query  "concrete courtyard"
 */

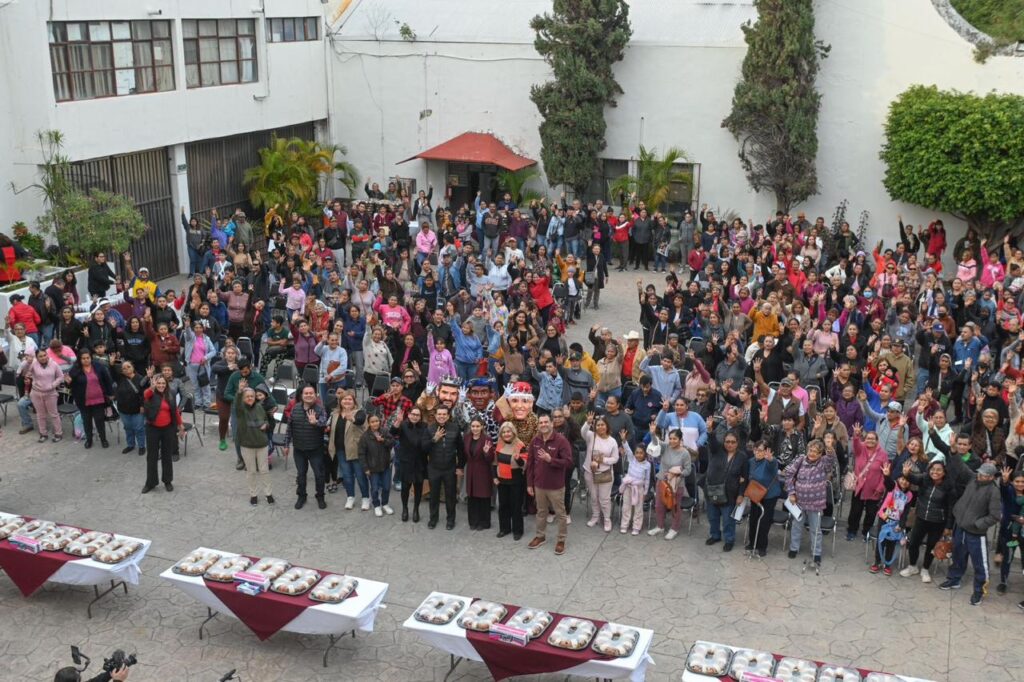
xmin=1 ymin=271 xmax=1021 ymax=682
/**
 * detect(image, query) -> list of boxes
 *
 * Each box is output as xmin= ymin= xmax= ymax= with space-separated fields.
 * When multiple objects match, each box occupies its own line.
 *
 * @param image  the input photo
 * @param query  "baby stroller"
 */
xmin=552 ymin=281 xmax=582 ymax=322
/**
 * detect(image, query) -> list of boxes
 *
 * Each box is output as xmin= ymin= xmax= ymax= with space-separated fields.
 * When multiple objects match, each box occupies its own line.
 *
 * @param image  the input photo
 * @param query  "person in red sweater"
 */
xmin=528 ymin=271 xmax=555 ymax=324
xmin=143 ymin=309 xmax=181 ymax=367
xmin=7 ymin=294 xmax=41 ymax=342
xmin=526 ymin=411 xmax=574 ymax=555
xmin=142 ymin=373 xmax=183 ymax=494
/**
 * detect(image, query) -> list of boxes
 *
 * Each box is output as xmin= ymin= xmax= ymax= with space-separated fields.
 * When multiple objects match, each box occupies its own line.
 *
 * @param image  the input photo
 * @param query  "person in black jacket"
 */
xmin=583 ymin=243 xmax=609 ymax=311
xmin=286 ymin=384 xmax=328 ymax=510
xmin=57 ymin=306 xmax=85 ymax=351
xmin=114 ymin=360 xmax=146 ymax=456
xmin=67 ymin=350 xmax=115 ymax=449
xmin=392 ymin=406 xmax=430 ymax=522
xmin=703 ymin=416 xmax=749 ymax=552
xmin=87 ymin=251 xmax=118 ymax=299
xmin=118 ymin=317 xmax=150 ymax=370
xmin=426 ymin=405 xmax=465 ymax=530
xmin=899 ymin=456 xmax=957 ymax=583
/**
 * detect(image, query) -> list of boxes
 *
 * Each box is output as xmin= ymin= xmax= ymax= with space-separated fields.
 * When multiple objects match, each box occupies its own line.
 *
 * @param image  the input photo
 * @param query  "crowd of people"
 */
xmin=4 ymin=184 xmax=1023 ymax=612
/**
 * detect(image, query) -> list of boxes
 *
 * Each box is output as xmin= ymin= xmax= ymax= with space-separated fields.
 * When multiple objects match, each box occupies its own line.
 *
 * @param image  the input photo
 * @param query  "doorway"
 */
xmin=447 ymin=162 xmax=499 ymax=210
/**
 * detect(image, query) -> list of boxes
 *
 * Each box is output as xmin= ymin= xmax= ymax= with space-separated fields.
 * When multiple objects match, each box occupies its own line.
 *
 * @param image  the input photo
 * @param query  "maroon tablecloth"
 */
xmin=464 ymin=601 xmax=612 ymax=681
xmin=0 ymin=518 xmax=87 ymax=597
xmin=202 ymin=560 xmax=357 ymax=641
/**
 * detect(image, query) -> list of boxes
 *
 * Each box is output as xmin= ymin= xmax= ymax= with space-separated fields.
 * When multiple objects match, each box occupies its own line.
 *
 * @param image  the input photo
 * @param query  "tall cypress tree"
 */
xmin=530 ymin=0 xmax=632 ymax=195
xmin=722 ymin=0 xmax=830 ymax=212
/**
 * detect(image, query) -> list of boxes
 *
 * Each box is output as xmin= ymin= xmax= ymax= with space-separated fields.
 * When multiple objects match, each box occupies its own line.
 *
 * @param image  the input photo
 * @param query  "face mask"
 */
xmin=864 ymin=291 xmax=874 ymax=298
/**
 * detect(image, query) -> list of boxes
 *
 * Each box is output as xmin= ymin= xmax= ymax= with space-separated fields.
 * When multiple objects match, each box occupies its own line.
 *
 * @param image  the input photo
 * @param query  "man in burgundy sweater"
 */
xmin=526 ymin=414 xmax=574 ymax=555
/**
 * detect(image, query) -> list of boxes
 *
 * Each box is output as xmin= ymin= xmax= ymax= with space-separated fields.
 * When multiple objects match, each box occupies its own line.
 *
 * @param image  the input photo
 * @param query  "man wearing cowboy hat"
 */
xmin=621 ymin=330 xmax=646 ymax=384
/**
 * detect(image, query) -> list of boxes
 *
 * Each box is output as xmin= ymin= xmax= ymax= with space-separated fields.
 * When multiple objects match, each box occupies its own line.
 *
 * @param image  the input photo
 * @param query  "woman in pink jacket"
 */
xmin=978 ymin=238 xmax=1005 ymax=289
xmin=376 ymin=294 xmax=412 ymax=334
xmin=23 ymin=348 xmax=65 ymax=442
xmin=846 ymin=423 xmax=888 ymax=541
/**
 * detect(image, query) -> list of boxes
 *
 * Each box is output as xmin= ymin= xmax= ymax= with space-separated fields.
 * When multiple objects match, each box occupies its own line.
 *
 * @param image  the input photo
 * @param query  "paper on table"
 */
xmin=784 ymin=498 xmax=803 ymax=521
xmin=680 ymin=426 xmax=699 ymax=451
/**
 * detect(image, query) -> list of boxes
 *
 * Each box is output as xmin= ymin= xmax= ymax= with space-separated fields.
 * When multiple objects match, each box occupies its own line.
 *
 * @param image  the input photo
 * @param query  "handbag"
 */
xmin=197 ymin=367 xmax=210 ymax=387
xmin=584 ymin=269 xmax=596 ymax=286
xmin=593 ymin=469 xmax=613 ymax=485
xmin=743 ymin=480 xmax=768 ymax=505
xmin=706 ymin=482 xmax=728 ymax=505
xmin=657 ymin=479 xmax=676 ymax=511
xmin=932 ymin=536 xmax=954 ymax=561
xmin=844 ymin=448 xmax=881 ymax=492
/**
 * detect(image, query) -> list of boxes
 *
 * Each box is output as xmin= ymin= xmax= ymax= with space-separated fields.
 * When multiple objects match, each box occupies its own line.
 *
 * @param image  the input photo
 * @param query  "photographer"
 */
xmin=54 ymin=664 xmax=129 ymax=682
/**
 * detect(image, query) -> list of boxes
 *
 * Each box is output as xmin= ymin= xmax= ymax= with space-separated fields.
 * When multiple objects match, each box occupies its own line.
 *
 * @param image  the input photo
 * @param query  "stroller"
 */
xmin=552 ymin=281 xmax=582 ymax=322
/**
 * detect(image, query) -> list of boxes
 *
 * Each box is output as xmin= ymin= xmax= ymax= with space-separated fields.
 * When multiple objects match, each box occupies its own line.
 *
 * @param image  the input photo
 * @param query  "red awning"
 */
xmin=399 ymin=132 xmax=536 ymax=171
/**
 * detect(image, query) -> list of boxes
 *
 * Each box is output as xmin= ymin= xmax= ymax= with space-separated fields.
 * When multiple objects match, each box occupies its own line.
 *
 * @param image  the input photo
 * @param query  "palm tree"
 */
xmin=609 ymin=146 xmax=691 ymax=213
xmin=244 ymin=137 xmax=361 ymax=215
xmin=497 ymin=166 xmax=544 ymax=206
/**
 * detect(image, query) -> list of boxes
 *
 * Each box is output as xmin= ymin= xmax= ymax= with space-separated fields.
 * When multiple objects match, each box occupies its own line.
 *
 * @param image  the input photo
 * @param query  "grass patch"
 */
xmin=951 ymin=0 xmax=1024 ymax=42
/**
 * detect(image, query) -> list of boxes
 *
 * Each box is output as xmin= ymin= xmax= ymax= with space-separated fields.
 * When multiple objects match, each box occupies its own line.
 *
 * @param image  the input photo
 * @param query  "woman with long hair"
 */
xmin=493 ymin=421 xmax=528 ymax=540
xmin=67 ymin=349 xmax=115 ymax=449
xmin=392 ymin=405 xmax=430 ymax=522
xmin=581 ymin=413 xmax=620 ymax=532
xmin=463 ymin=417 xmax=493 ymax=530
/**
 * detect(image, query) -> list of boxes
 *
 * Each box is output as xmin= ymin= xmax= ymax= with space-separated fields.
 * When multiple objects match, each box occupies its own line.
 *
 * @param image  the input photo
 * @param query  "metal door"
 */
xmin=68 ymin=147 xmax=178 ymax=280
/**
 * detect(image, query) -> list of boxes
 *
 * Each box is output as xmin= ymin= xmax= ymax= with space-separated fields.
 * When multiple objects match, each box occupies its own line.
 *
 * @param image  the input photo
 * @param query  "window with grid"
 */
xmin=48 ymin=20 xmax=174 ymax=102
xmin=182 ymin=19 xmax=258 ymax=88
xmin=267 ymin=17 xmax=319 ymax=43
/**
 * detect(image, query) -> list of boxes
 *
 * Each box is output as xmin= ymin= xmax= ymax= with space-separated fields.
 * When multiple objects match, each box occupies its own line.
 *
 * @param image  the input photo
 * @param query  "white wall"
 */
xmin=0 ymin=0 xmax=330 ymax=234
xmin=329 ymin=0 xmax=1024 ymax=262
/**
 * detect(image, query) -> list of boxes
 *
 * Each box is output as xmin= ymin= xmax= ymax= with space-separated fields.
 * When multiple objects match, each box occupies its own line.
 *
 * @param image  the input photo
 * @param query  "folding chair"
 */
xmin=369 ymin=374 xmax=390 ymax=398
xmin=677 ymin=370 xmax=689 ymax=390
xmin=57 ymin=388 xmax=78 ymax=430
xmin=271 ymin=386 xmax=290 ymax=408
xmin=0 ymin=369 xmax=16 ymax=425
xmin=301 ymin=364 xmax=320 ymax=390
xmin=201 ymin=404 xmax=219 ymax=437
xmin=687 ymin=337 xmax=704 ymax=353
xmin=774 ymin=498 xmax=793 ymax=551
xmin=273 ymin=360 xmax=296 ymax=388
xmin=822 ymin=478 xmax=843 ymax=557
xmin=180 ymin=393 xmax=203 ymax=456
xmin=236 ymin=337 xmax=255 ymax=363
xmin=269 ymin=417 xmax=290 ymax=470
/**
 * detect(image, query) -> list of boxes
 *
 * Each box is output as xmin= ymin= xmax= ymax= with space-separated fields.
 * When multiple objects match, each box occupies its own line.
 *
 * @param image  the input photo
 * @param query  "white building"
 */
xmin=1 ymin=0 xmax=1022 ymax=278
xmin=0 ymin=0 xmax=331 ymax=279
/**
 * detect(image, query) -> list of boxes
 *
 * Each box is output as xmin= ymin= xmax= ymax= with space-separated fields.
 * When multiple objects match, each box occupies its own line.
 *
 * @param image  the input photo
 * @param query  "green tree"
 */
xmin=11 ymin=130 xmax=147 ymax=264
xmin=722 ymin=0 xmax=830 ymax=212
xmin=530 ymin=0 xmax=632 ymax=195
xmin=244 ymin=137 xmax=359 ymax=216
xmin=880 ymin=85 xmax=1024 ymax=240
xmin=497 ymin=167 xmax=544 ymax=206
xmin=609 ymin=146 xmax=691 ymax=214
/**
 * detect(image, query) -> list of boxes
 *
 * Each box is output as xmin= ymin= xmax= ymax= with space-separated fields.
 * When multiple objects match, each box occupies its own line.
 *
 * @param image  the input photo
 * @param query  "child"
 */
xmin=869 ymin=462 xmax=914 ymax=576
xmin=996 ymin=467 xmax=1024 ymax=594
xmin=654 ymin=240 xmax=670 ymax=273
xmin=619 ymin=444 xmax=652 ymax=535
xmin=426 ymin=331 xmax=456 ymax=386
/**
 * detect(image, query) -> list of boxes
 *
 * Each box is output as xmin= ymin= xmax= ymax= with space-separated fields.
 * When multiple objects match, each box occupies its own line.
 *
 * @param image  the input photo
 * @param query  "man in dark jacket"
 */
xmin=286 ymin=384 xmax=328 ymax=510
xmin=87 ymin=251 xmax=118 ymax=299
xmin=939 ymin=461 xmax=1003 ymax=605
xmin=426 ymin=405 xmax=464 ymax=530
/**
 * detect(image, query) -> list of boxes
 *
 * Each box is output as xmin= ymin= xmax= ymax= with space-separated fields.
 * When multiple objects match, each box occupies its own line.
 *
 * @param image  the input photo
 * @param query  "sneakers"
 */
xmin=869 ymin=564 xmax=881 ymax=574
xmin=938 ymin=578 xmax=962 ymax=590
xmin=970 ymin=591 xmax=983 ymax=606
xmin=37 ymin=435 xmax=47 ymax=443
xmin=565 ymin=516 xmax=571 ymax=525
xmin=547 ymin=514 xmax=556 ymax=523
xmin=788 ymin=550 xmax=798 ymax=559
xmin=374 ymin=507 xmax=383 ymax=517
xmin=900 ymin=565 xmax=920 ymax=578
xmin=997 ymin=583 xmax=1007 ymax=594
xmin=345 ymin=497 xmax=355 ymax=510
xmin=845 ymin=532 xmax=856 ymax=541
xmin=883 ymin=566 xmax=893 ymax=576
xmin=527 ymin=537 xmax=546 ymax=549
xmin=361 ymin=499 xmax=371 ymax=511
xmin=603 ymin=520 xmax=612 ymax=532
xmin=587 ymin=518 xmax=599 ymax=528
xmin=631 ymin=529 xmax=639 ymax=536
xmin=620 ymin=527 xmax=628 ymax=534
xmin=648 ymin=527 xmax=663 ymax=537
xmin=921 ymin=568 xmax=932 ymax=584
xmin=383 ymin=505 xmax=394 ymax=515
xmin=219 ymin=440 xmax=228 ymax=451
xmin=665 ymin=529 xmax=678 ymax=541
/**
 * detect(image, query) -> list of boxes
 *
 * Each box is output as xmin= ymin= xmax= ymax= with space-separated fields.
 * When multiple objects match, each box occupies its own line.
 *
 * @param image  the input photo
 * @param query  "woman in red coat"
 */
xmin=527 ymin=271 xmax=555 ymax=324
xmin=463 ymin=417 xmax=494 ymax=531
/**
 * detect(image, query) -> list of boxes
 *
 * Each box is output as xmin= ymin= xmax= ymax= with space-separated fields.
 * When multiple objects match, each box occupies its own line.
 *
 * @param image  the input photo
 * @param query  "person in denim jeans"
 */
xmin=704 ymin=418 xmax=749 ymax=552
xmin=114 ymin=361 xmax=147 ymax=456
xmin=784 ymin=439 xmax=838 ymax=567
xmin=327 ymin=391 xmax=371 ymax=509
xmin=358 ymin=413 xmax=395 ymax=517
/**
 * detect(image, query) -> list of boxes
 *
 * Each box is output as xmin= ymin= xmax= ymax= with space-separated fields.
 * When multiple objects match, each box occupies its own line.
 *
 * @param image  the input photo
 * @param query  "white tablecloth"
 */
xmin=680 ymin=641 xmax=935 ymax=682
xmin=159 ymin=547 xmax=389 ymax=636
xmin=0 ymin=512 xmax=151 ymax=587
xmin=402 ymin=591 xmax=655 ymax=682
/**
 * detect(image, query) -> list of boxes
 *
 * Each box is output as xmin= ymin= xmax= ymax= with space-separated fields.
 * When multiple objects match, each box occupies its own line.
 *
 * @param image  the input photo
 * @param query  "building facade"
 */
xmin=0 ymin=0 xmax=330 ymax=279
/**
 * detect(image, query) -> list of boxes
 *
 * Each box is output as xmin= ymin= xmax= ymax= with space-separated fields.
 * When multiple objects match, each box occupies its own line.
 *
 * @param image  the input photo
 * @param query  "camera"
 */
xmin=103 ymin=650 xmax=137 ymax=673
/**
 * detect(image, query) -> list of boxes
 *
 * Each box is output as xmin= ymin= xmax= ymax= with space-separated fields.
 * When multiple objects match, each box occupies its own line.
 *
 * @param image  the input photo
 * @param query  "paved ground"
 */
xmin=1 ymin=268 xmax=1022 ymax=682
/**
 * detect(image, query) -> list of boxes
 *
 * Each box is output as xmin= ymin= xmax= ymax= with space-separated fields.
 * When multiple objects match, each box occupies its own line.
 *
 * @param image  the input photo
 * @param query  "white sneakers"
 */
xmin=620 ymin=528 xmax=628 ymax=534
xmin=921 ymin=568 xmax=931 ymax=583
xmin=665 ymin=529 xmax=678 ymax=541
xmin=361 ymin=499 xmax=371 ymax=511
xmin=344 ymin=497 xmax=355 ymax=510
xmin=547 ymin=514 xmax=556 ymax=523
xmin=383 ymin=505 xmax=394 ymax=515
xmin=648 ymin=527 xmax=663 ymax=537
xmin=587 ymin=518 xmax=599 ymax=528
xmin=899 ymin=565 xmax=920 ymax=578
xmin=565 ymin=516 xmax=571 ymax=525
xmin=374 ymin=507 xmax=383 ymax=517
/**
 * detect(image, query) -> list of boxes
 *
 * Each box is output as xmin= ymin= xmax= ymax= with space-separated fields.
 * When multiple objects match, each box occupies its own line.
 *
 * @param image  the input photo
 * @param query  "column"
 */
xmin=168 ymin=143 xmax=190 ymax=275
